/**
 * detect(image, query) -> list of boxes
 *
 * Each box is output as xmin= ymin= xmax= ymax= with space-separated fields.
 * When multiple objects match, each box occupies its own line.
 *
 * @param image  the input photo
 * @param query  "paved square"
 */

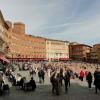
xmin=0 ymin=76 xmax=100 ymax=100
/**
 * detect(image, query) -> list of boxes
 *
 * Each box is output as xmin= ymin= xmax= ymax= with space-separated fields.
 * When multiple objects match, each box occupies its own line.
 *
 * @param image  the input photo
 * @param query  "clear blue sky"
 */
xmin=0 ymin=0 xmax=100 ymax=45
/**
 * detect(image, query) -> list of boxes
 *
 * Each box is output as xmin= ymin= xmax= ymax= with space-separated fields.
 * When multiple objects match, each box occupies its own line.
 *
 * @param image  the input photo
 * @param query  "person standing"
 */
xmin=59 ymin=68 xmax=63 ymax=86
xmin=55 ymin=72 xmax=61 ymax=95
xmin=0 ymin=74 xmax=4 ymax=95
xmin=50 ymin=71 xmax=56 ymax=94
xmin=48 ymin=68 xmax=51 ymax=78
xmin=29 ymin=77 xmax=36 ymax=91
xmin=67 ymin=69 xmax=71 ymax=87
xmin=86 ymin=72 xmax=92 ymax=88
xmin=38 ymin=69 xmax=42 ymax=83
xmin=79 ymin=70 xmax=84 ymax=81
xmin=94 ymin=68 xmax=100 ymax=93
xmin=38 ymin=69 xmax=45 ymax=83
xmin=29 ymin=68 xmax=34 ymax=77
xmin=41 ymin=69 xmax=45 ymax=83
xmin=63 ymin=68 xmax=70 ymax=92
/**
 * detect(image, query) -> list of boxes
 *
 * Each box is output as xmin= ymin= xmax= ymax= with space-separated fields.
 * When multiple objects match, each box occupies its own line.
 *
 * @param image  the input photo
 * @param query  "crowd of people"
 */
xmin=0 ymin=60 xmax=100 ymax=96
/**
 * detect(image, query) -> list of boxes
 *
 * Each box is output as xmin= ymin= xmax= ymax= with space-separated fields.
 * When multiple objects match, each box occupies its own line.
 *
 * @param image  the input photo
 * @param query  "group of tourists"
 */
xmin=0 ymin=65 xmax=37 ymax=96
xmin=0 ymin=72 xmax=36 ymax=96
xmin=0 ymin=60 xmax=100 ymax=96
xmin=50 ymin=67 xmax=71 ymax=95
xmin=49 ymin=67 xmax=100 ymax=95
xmin=0 ymin=71 xmax=10 ymax=95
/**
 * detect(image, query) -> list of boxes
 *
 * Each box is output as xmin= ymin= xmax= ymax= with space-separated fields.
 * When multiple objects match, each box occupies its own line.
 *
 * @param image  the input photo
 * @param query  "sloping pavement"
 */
xmin=0 ymin=78 xmax=100 ymax=100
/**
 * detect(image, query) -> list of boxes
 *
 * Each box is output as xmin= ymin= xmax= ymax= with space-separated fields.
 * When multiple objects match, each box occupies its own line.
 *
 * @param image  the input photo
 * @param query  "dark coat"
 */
xmin=94 ymin=71 xmax=100 ymax=89
xmin=29 ymin=79 xmax=36 ymax=90
xmin=86 ymin=72 xmax=92 ymax=83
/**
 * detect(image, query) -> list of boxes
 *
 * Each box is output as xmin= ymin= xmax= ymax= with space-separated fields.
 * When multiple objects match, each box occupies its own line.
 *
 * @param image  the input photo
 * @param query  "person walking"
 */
xmin=86 ymin=72 xmax=92 ymax=88
xmin=50 ymin=71 xmax=61 ymax=95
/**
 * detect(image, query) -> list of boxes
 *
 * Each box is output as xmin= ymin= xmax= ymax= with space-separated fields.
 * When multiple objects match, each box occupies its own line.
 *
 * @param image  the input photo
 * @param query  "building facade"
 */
xmin=69 ymin=44 xmax=92 ymax=61
xmin=3 ymin=22 xmax=46 ymax=61
xmin=1 ymin=10 xmax=96 ymax=62
xmin=0 ymin=10 xmax=9 ymax=57
xmin=2 ymin=17 xmax=70 ymax=62
xmin=46 ymin=39 xmax=69 ymax=61
xmin=90 ymin=44 xmax=100 ymax=63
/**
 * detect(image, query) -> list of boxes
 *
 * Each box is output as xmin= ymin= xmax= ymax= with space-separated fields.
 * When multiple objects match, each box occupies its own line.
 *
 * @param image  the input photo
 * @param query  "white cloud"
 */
xmin=0 ymin=0 xmax=100 ymax=45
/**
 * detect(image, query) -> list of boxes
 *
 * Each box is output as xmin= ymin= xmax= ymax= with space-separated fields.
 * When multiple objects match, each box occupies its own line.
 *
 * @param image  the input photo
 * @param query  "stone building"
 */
xmin=4 ymin=22 xmax=46 ymax=61
xmin=0 ymin=10 xmax=9 ymax=56
xmin=46 ymin=39 xmax=69 ymax=61
xmin=69 ymin=44 xmax=92 ymax=61
xmin=90 ymin=44 xmax=100 ymax=63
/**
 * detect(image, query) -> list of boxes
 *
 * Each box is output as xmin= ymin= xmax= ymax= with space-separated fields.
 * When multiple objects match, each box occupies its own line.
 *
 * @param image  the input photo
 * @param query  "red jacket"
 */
xmin=80 ymin=71 xmax=84 ymax=77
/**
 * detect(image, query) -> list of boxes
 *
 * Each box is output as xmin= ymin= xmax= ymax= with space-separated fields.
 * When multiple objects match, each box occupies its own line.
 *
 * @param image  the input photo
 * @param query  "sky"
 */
xmin=0 ymin=0 xmax=100 ymax=45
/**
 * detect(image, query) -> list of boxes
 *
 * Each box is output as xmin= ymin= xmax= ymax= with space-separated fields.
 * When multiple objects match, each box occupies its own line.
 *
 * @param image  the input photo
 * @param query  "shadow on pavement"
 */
xmin=0 ymin=82 xmax=100 ymax=100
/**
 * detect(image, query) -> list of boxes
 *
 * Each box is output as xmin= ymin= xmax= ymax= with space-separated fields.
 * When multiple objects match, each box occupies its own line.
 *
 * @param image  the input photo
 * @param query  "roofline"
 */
xmin=45 ymin=38 xmax=70 ymax=43
xmin=0 ymin=10 xmax=9 ymax=29
xmin=28 ymin=35 xmax=69 ymax=43
xmin=28 ymin=35 xmax=45 ymax=39
xmin=93 ymin=44 xmax=100 ymax=46
xmin=71 ymin=44 xmax=92 ymax=48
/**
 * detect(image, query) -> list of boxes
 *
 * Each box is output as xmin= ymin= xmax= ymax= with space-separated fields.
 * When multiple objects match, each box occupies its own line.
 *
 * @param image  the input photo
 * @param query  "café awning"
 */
xmin=59 ymin=58 xmax=71 ymax=61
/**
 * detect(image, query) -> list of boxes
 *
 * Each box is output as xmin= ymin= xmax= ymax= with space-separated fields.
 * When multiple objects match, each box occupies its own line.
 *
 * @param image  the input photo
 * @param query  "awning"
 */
xmin=59 ymin=58 xmax=71 ymax=61
xmin=0 ymin=55 xmax=10 ymax=63
xmin=32 ymin=58 xmax=46 ymax=61
xmin=7 ymin=58 xmax=46 ymax=61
